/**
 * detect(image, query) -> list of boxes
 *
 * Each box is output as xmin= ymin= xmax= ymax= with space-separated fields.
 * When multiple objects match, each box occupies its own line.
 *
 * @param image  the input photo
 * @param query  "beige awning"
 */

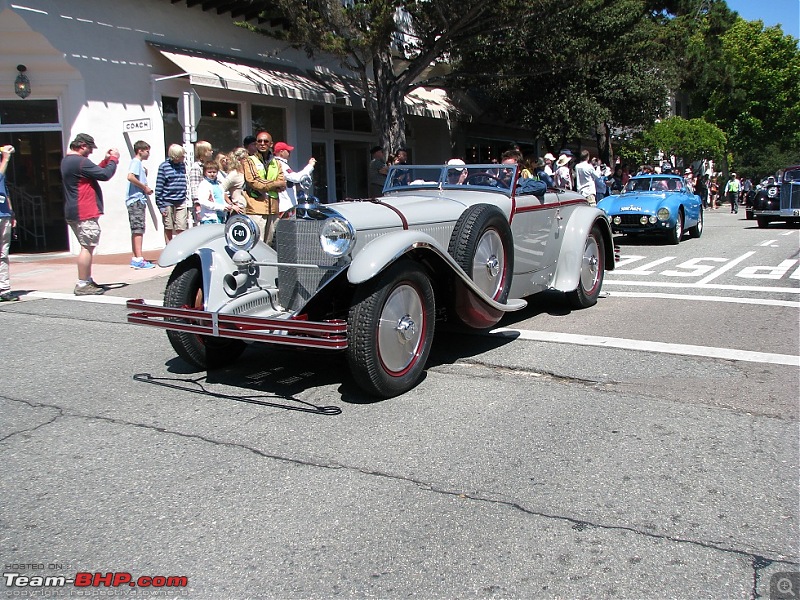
xmin=152 ymin=44 xmax=338 ymax=104
xmin=151 ymin=43 xmax=455 ymax=120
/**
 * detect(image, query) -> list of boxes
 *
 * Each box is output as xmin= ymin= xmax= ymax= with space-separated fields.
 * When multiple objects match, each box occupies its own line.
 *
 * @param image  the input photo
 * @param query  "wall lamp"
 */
xmin=15 ymin=65 xmax=31 ymax=99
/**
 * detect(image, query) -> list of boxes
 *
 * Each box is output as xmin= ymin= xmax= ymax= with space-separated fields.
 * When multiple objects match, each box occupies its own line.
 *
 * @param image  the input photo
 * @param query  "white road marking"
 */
xmin=758 ymin=239 xmax=778 ymax=246
xmin=695 ymin=252 xmax=755 ymax=284
xmin=603 ymin=280 xmax=800 ymax=293
xmin=613 ymin=256 xmax=675 ymax=275
xmin=490 ymin=328 xmax=799 ymax=367
xmin=606 ymin=290 xmax=799 ymax=307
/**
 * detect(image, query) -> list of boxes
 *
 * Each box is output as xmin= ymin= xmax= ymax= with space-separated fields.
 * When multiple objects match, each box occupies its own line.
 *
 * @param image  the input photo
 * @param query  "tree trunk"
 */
xmin=596 ymin=121 xmax=612 ymax=165
xmin=368 ymin=50 xmax=407 ymax=155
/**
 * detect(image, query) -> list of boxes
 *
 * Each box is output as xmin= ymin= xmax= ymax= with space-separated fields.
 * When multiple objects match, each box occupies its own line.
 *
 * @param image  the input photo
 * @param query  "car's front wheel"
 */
xmin=347 ymin=260 xmax=435 ymax=398
xmin=668 ymin=210 xmax=684 ymax=244
xmin=567 ymin=223 xmax=606 ymax=309
xmin=164 ymin=258 xmax=246 ymax=369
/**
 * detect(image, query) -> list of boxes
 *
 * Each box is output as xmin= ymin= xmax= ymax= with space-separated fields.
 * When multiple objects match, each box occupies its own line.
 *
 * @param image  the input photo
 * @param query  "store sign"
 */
xmin=123 ymin=118 xmax=152 ymax=132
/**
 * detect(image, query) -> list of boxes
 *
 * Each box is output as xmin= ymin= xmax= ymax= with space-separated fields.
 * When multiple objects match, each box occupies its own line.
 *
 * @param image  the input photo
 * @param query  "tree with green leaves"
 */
xmin=626 ymin=116 xmax=727 ymax=167
xmin=256 ymin=0 xmax=524 ymax=153
xmin=702 ymin=18 xmax=800 ymax=176
xmin=453 ymin=0 xmax=680 ymax=163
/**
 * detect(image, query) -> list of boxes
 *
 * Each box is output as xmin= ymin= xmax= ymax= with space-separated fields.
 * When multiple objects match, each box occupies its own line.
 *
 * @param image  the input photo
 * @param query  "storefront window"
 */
xmin=0 ymin=100 xmax=59 ymax=125
xmin=310 ymin=105 xmax=325 ymax=130
xmin=332 ymin=107 xmax=371 ymax=133
xmin=161 ymin=96 xmax=240 ymax=154
xmin=251 ymin=105 xmax=285 ymax=143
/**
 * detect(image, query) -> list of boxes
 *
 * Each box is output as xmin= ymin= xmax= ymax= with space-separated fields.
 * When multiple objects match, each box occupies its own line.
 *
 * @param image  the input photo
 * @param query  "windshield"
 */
xmin=383 ymin=164 xmax=519 ymax=194
xmin=624 ymin=176 xmax=684 ymax=193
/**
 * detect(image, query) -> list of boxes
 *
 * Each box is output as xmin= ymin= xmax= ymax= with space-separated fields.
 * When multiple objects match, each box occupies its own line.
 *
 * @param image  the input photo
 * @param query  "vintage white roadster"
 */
xmin=127 ymin=163 xmax=614 ymax=397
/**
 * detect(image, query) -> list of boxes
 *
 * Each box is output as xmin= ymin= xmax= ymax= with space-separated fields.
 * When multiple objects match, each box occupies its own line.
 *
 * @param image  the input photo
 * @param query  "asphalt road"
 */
xmin=1 ymin=210 xmax=797 ymax=599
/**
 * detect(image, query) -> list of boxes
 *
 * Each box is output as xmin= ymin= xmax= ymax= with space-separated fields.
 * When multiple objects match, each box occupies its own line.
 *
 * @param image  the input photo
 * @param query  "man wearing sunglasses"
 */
xmin=241 ymin=131 xmax=286 ymax=245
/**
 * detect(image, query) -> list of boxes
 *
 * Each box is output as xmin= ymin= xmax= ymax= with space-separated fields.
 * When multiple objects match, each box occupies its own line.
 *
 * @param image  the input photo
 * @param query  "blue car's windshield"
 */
xmin=624 ymin=176 xmax=683 ymax=193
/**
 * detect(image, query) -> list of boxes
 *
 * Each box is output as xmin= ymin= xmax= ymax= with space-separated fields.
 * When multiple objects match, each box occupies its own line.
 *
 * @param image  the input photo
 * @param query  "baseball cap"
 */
xmin=242 ymin=135 xmax=257 ymax=146
xmin=72 ymin=133 xmax=97 ymax=149
xmin=447 ymin=158 xmax=466 ymax=171
xmin=273 ymin=142 xmax=294 ymax=153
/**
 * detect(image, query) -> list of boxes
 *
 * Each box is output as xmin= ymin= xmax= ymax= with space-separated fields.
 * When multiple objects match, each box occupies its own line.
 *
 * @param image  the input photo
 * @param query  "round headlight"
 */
xmin=225 ymin=214 xmax=260 ymax=251
xmin=649 ymin=215 xmax=658 ymax=224
xmin=657 ymin=207 xmax=670 ymax=221
xmin=613 ymin=216 xmax=621 ymax=225
xmin=319 ymin=218 xmax=355 ymax=257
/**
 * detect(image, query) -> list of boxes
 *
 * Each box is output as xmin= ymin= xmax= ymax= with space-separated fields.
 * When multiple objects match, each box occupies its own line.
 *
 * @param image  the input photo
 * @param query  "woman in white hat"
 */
xmin=543 ymin=153 xmax=556 ymax=176
xmin=554 ymin=154 xmax=573 ymax=189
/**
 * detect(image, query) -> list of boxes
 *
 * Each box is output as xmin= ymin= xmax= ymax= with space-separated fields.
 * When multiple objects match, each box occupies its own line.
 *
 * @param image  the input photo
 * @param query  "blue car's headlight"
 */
xmin=613 ymin=216 xmax=621 ymax=225
xmin=657 ymin=207 xmax=670 ymax=221
xmin=320 ymin=217 xmax=355 ymax=257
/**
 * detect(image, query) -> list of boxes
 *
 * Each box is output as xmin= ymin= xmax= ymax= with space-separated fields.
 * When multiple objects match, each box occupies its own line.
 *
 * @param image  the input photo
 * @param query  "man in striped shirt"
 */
xmin=155 ymin=144 xmax=190 ymax=242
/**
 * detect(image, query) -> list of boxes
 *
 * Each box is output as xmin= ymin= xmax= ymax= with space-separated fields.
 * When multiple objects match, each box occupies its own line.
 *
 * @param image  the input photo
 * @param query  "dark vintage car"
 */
xmin=127 ymin=163 xmax=615 ymax=398
xmin=752 ymin=166 xmax=800 ymax=228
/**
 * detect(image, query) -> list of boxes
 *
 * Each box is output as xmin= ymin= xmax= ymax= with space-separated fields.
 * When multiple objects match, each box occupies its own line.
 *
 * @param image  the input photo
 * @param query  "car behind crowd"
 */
xmin=596 ymin=174 xmax=703 ymax=244
xmin=752 ymin=165 xmax=800 ymax=228
xmin=127 ymin=163 xmax=615 ymax=398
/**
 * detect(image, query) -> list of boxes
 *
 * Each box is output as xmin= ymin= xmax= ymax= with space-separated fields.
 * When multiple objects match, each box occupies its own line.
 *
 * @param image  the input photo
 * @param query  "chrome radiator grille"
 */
xmin=276 ymin=219 xmax=339 ymax=312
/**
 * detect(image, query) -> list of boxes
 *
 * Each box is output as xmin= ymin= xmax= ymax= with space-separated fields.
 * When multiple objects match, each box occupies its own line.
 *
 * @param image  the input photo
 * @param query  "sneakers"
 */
xmin=74 ymin=281 xmax=106 ymax=296
xmin=130 ymin=258 xmax=156 ymax=269
xmin=0 ymin=290 xmax=19 ymax=302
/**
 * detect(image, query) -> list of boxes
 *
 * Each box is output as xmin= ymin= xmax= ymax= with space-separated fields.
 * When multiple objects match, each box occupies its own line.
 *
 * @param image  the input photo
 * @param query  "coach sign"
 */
xmin=123 ymin=118 xmax=152 ymax=132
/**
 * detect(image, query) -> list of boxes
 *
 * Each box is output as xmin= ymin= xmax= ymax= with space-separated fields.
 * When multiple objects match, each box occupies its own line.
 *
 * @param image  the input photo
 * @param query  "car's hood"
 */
xmin=328 ymin=193 xmax=479 ymax=229
xmin=597 ymin=193 xmax=669 ymax=215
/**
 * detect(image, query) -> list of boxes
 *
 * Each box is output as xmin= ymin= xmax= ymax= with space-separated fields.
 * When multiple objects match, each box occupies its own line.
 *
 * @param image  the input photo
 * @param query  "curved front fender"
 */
xmin=158 ymin=224 xmax=227 ymax=267
xmin=551 ymin=208 xmax=614 ymax=292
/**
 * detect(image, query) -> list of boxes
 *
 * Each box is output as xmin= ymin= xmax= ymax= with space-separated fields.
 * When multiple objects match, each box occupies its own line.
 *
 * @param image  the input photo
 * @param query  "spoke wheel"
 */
xmin=567 ymin=224 xmax=606 ymax=309
xmin=688 ymin=208 xmax=704 ymax=238
xmin=668 ymin=210 xmax=684 ymax=245
xmin=347 ymin=260 xmax=435 ymax=398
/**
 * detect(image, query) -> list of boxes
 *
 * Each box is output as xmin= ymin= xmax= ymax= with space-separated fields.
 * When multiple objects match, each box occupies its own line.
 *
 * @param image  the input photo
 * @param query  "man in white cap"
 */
xmin=446 ymin=158 xmax=468 ymax=184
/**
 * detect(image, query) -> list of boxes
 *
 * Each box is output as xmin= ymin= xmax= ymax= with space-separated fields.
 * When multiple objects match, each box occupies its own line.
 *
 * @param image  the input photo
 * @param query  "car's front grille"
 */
xmin=617 ymin=214 xmax=648 ymax=226
xmin=276 ymin=219 xmax=339 ymax=312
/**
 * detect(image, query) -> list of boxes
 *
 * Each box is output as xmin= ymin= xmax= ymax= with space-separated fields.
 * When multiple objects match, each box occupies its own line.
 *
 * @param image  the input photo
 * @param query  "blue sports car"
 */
xmin=597 ymin=174 xmax=703 ymax=244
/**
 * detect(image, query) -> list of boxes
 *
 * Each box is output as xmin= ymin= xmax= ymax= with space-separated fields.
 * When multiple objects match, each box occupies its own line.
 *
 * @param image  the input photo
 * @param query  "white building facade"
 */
xmin=0 ymin=0 xmax=456 ymax=255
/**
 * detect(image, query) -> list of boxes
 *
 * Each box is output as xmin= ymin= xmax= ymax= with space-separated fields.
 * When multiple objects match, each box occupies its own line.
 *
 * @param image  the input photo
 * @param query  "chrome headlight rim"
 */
xmin=319 ymin=217 xmax=355 ymax=257
xmin=225 ymin=214 xmax=260 ymax=252
xmin=657 ymin=207 xmax=671 ymax=221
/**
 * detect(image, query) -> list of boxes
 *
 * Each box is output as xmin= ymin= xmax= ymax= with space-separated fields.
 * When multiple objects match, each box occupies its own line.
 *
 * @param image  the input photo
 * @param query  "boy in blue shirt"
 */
xmin=126 ymin=140 xmax=156 ymax=269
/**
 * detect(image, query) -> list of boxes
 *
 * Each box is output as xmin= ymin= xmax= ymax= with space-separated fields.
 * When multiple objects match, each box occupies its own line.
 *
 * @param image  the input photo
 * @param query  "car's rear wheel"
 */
xmin=668 ymin=210 xmax=684 ymax=244
xmin=567 ymin=223 xmax=606 ymax=309
xmin=757 ymin=216 xmax=770 ymax=228
xmin=688 ymin=208 xmax=704 ymax=238
xmin=347 ymin=260 xmax=435 ymax=398
xmin=164 ymin=259 xmax=246 ymax=369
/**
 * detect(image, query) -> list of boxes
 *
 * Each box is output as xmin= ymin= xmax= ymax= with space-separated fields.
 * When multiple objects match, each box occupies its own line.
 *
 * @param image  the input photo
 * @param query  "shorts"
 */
xmin=68 ymin=218 xmax=101 ymax=247
xmin=127 ymin=201 xmax=146 ymax=234
xmin=161 ymin=204 xmax=189 ymax=232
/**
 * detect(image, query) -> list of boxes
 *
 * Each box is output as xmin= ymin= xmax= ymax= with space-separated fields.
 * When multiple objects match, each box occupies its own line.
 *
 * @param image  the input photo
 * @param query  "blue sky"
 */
xmin=725 ymin=0 xmax=799 ymax=39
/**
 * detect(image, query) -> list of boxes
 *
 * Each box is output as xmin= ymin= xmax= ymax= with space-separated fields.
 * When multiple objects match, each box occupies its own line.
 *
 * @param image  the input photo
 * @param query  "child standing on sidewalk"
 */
xmin=126 ymin=140 xmax=156 ymax=269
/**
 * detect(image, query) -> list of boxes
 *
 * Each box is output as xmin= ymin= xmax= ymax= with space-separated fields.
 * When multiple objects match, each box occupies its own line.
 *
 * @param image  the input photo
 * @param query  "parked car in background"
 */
xmin=596 ymin=174 xmax=703 ymax=244
xmin=752 ymin=165 xmax=800 ymax=228
xmin=128 ymin=163 xmax=615 ymax=398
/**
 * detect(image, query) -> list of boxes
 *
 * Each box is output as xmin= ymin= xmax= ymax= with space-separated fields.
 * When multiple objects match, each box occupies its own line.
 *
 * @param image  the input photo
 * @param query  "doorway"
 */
xmin=1 ymin=131 xmax=66 ymax=253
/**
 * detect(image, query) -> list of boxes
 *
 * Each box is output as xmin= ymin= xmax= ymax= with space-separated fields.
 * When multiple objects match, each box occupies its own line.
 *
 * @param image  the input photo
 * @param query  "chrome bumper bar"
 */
xmin=126 ymin=299 xmax=348 ymax=350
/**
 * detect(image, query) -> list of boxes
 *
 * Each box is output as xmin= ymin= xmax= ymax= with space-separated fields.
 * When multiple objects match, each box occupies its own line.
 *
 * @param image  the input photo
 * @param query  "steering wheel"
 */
xmin=465 ymin=173 xmax=509 ymax=188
